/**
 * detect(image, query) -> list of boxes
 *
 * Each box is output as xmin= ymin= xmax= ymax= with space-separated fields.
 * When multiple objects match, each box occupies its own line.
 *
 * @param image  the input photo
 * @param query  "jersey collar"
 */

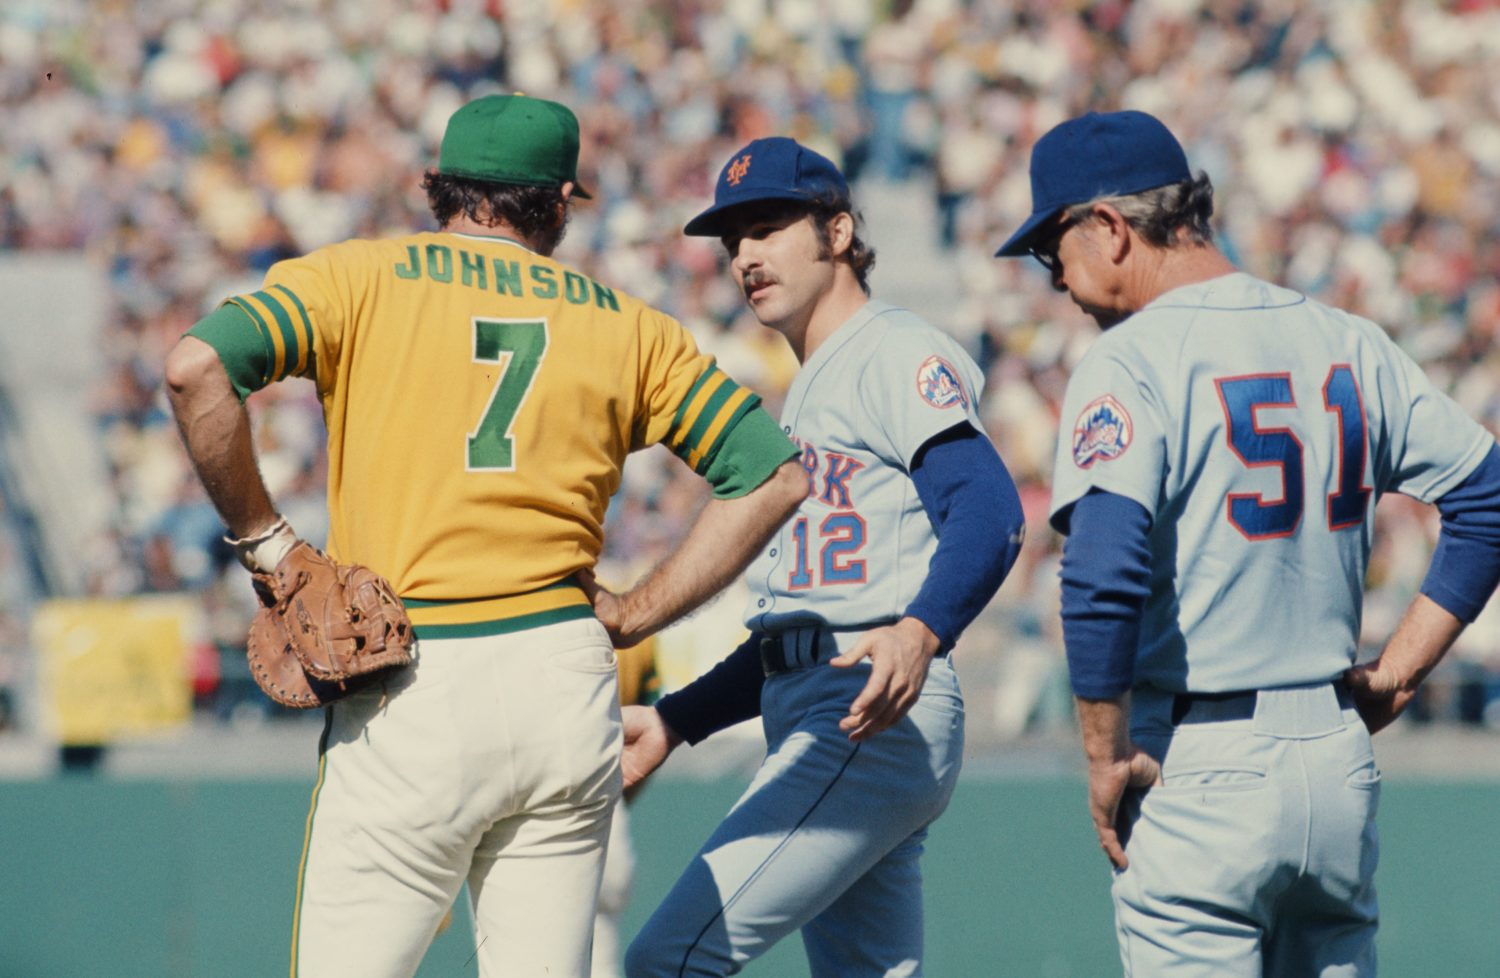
xmin=446 ymin=231 xmax=538 ymax=254
xmin=1144 ymin=271 xmax=1302 ymax=313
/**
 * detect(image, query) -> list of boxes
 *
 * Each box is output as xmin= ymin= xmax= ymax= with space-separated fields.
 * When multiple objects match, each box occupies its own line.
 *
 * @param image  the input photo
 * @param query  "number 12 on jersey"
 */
xmin=1215 ymin=366 xmax=1372 ymax=540
xmin=787 ymin=513 xmax=868 ymax=589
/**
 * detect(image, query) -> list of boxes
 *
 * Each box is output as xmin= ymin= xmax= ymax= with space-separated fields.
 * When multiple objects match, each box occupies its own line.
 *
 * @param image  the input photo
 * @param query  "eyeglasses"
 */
xmin=1028 ymin=214 xmax=1081 ymax=274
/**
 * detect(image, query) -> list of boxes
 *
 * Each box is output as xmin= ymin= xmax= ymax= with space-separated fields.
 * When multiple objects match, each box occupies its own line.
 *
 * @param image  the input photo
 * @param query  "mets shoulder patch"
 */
xmin=1073 ymin=394 xmax=1132 ymax=468
xmin=916 ymin=355 xmax=968 ymax=409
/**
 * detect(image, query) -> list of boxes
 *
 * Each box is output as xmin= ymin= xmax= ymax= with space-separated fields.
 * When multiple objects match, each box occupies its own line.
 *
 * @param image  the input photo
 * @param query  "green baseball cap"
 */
xmin=437 ymin=94 xmax=592 ymax=198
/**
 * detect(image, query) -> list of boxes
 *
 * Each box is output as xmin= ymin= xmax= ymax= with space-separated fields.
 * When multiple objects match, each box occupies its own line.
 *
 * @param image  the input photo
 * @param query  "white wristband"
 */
xmin=226 ymin=517 xmax=299 ymax=574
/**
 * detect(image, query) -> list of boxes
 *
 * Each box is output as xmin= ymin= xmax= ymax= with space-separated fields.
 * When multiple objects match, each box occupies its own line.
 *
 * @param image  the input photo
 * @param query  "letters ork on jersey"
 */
xmin=745 ymin=302 xmax=987 ymax=633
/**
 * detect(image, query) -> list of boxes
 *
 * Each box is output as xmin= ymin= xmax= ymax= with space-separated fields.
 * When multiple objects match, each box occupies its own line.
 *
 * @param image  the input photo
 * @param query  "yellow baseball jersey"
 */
xmin=196 ymin=230 xmax=791 ymax=636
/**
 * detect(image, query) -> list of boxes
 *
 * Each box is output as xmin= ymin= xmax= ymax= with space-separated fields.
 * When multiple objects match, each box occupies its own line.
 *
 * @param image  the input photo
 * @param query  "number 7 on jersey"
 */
xmin=467 ymin=318 xmax=548 ymax=471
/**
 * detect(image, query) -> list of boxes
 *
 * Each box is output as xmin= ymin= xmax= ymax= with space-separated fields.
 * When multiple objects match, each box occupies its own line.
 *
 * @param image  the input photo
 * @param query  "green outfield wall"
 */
xmin=0 ymin=776 xmax=1494 ymax=977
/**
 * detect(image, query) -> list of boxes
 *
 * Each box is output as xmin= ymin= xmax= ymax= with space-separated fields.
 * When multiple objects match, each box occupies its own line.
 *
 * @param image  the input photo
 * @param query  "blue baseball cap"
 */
xmin=684 ymin=137 xmax=850 ymax=237
xmin=994 ymin=110 xmax=1191 ymax=257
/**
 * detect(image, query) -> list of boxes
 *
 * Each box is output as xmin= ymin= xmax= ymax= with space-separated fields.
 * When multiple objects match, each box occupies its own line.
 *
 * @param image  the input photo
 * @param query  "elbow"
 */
xmin=164 ymin=336 xmax=226 ymax=405
xmin=767 ymin=458 xmax=808 ymax=519
xmin=1005 ymin=513 xmax=1027 ymax=548
xmin=165 ymin=336 xmax=216 ymax=393
xmin=978 ymin=513 xmax=1026 ymax=588
xmin=1000 ymin=518 xmax=1027 ymax=575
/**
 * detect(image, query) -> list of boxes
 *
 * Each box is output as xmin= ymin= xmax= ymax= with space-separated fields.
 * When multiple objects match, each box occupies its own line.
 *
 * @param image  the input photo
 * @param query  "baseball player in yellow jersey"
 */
xmin=164 ymin=94 xmax=804 ymax=978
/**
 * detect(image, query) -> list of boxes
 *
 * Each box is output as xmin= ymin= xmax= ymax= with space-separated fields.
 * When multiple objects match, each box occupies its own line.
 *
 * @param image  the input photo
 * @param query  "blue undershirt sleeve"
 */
xmin=904 ymin=423 xmax=1025 ymax=650
xmin=653 ymin=631 xmax=766 ymax=745
xmin=1059 ymin=488 xmax=1153 ymax=700
xmin=1420 ymin=444 xmax=1500 ymax=623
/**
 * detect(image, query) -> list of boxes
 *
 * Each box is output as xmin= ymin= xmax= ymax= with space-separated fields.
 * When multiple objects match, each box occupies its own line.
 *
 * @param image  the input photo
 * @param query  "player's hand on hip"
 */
xmin=1346 ymin=593 xmax=1461 ymax=734
xmin=578 ymin=569 xmax=626 ymax=646
xmin=1088 ymin=746 xmax=1162 ymax=871
xmin=830 ymin=616 xmax=940 ymax=742
xmin=1344 ymin=659 xmax=1412 ymax=734
xmin=621 ymin=705 xmax=681 ymax=790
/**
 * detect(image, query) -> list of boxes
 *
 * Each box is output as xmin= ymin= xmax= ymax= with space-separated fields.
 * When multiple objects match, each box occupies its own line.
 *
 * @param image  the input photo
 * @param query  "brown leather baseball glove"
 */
xmin=245 ymin=541 xmax=414 ymax=708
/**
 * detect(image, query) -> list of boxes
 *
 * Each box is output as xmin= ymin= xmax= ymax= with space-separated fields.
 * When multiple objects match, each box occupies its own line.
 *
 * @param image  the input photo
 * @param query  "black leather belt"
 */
xmin=759 ymin=627 xmax=949 ymax=677
xmin=759 ymin=630 xmax=832 ymax=676
xmin=1170 ymin=689 xmax=1258 ymax=725
xmin=1170 ymin=682 xmax=1352 ymax=725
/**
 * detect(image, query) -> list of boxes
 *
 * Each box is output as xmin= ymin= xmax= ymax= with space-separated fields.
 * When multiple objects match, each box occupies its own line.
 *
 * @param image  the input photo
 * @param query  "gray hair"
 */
xmin=1063 ymin=171 xmax=1216 ymax=248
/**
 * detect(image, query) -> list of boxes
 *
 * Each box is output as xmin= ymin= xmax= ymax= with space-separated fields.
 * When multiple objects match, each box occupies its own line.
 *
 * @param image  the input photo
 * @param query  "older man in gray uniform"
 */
xmin=998 ymin=109 xmax=1500 ymax=977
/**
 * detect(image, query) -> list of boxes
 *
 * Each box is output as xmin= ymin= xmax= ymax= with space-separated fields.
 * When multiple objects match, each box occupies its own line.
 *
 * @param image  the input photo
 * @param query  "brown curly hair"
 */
xmin=421 ymin=172 xmax=572 ymax=252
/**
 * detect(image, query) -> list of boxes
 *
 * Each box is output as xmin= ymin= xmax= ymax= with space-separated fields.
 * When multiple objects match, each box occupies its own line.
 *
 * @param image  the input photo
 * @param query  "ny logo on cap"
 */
xmin=726 ymin=154 xmax=752 ymax=186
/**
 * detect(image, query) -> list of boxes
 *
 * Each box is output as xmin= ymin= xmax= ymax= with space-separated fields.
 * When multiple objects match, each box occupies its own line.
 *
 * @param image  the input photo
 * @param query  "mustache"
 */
xmin=742 ymin=272 xmax=776 ymax=295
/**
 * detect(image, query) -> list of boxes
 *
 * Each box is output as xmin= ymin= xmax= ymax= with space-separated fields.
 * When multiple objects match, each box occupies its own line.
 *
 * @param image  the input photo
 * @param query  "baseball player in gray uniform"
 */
xmin=996 ymin=110 xmax=1500 ymax=977
xmin=602 ymin=137 xmax=1026 ymax=978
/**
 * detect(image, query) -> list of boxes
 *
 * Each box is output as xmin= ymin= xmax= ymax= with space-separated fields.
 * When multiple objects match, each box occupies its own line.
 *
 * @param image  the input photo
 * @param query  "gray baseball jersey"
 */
xmin=745 ymin=299 xmax=986 ymax=632
xmin=628 ymin=299 xmax=979 ymax=978
xmin=1050 ymin=270 xmax=1492 ymax=978
xmin=1050 ymin=272 xmax=1491 ymax=693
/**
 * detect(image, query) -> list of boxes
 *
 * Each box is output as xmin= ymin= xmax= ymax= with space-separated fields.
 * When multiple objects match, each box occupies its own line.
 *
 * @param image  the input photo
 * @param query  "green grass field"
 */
xmin=0 ymin=775 xmax=1494 ymax=977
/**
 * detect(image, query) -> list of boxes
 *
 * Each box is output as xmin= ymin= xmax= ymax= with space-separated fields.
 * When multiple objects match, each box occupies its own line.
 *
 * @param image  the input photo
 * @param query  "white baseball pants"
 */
xmin=1115 ymin=682 xmax=1379 ymax=978
xmin=291 ymin=618 xmax=623 ymax=978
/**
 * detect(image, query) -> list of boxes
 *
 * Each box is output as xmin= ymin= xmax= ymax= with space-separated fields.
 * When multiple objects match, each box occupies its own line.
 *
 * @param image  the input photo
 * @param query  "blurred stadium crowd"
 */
xmin=3 ymin=0 xmax=1500 ymax=738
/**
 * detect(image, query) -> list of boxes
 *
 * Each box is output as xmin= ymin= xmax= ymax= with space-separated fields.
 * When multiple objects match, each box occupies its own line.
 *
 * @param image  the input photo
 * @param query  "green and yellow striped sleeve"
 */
xmin=187 ymin=284 xmax=318 ymax=401
xmin=227 ymin=285 xmax=317 ymax=385
xmin=700 ymin=405 xmax=799 ymax=498
xmin=665 ymin=365 xmax=797 ymax=498
xmin=665 ymin=364 xmax=759 ymax=474
xmin=186 ymin=304 xmax=268 ymax=401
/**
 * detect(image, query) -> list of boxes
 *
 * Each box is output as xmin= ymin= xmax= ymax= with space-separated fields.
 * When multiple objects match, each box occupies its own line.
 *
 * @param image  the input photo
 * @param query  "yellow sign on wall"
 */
xmin=33 ymin=596 xmax=200 ymax=745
